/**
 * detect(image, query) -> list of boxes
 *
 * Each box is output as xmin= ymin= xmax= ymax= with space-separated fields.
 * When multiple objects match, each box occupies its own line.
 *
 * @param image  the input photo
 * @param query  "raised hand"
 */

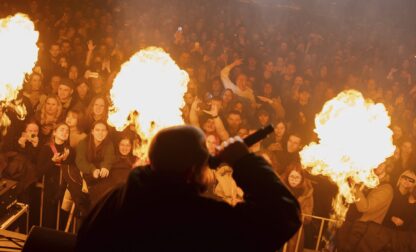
xmin=87 ymin=40 xmax=96 ymax=51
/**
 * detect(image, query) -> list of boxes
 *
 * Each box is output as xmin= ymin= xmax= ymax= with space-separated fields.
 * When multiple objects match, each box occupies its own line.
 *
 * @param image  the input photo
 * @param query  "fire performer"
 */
xmin=76 ymin=125 xmax=301 ymax=251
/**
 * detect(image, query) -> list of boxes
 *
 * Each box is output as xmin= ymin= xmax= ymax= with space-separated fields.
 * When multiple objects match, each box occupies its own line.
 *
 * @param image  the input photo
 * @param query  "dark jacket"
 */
xmin=76 ymin=154 xmax=301 ymax=252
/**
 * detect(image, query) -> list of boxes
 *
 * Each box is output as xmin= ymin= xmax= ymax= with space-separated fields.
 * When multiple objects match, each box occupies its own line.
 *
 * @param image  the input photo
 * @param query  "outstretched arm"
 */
xmin=217 ymin=138 xmax=301 ymax=250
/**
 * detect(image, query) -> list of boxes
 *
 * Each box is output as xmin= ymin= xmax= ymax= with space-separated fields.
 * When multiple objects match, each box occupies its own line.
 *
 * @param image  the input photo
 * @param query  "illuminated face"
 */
xmin=227 ymin=114 xmax=242 ymax=130
xmin=236 ymin=74 xmax=247 ymax=90
xmin=69 ymin=66 xmax=78 ymax=80
xmin=65 ymin=112 xmax=78 ymax=128
xmin=294 ymin=76 xmax=303 ymax=86
xmin=30 ymin=74 xmax=42 ymax=91
xmin=265 ymin=61 xmax=274 ymax=72
xmin=61 ymin=42 xmax=71 ymax=54
xmin=399 ymin=172 xmax=416 ymax=191
xmin=392 ymin=126 xmax=403 ymax=139
xmin=263 ymin=83 xmax=273 ymax=96
xmin=93 ymin=98 xmax=106 ymax=117
xmin=58 ymin=85 xmax=73 ymax=101
xmin=50 ymin=76 xmax=61 ymax=94
xmin=288 ymin=170 xmax=302 ymax=188
xmin=54 ymin=124 xmax=69 ymax=142
xmin=258 ymin=113 xmax=269 ymax=126
xmin=275 ymin=122 xmax=286 ymax=138
xmin=119 ymin=139 xmax=132 ymax=156
xmin=49 ymin=45 xmax=60 ymax=58
xmin=202 ymin=118 xmax=215 ymax=134
xmin=298 ymin=91 xmax=310 ymax=105
xmin=91 ymin=123 xmax=108 ymax=143
xmin=287 ymin=135 xmax=301 ymax=153
xmin=77 ymin=82 xmax=89 ymax=99
xmin=45 ymin=98 xmax=59 ymax=115
xmin=211 ymin=80 xmax=222 ymax=92
xmin=184 ymin=92 xmax=194 ymax=106
xmin=222 ymin=90 xmax=234 ymax=103
xmin=233 ymin=103 xmax=244 ymax=113
xmin=205 ymin=134 xmax=218 ymax=155
xmin=25 ymin=123 xmax=39 ymax=137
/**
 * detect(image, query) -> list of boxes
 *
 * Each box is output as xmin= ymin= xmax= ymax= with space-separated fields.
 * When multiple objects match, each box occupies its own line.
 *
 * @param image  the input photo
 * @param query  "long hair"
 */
xmin=115 ymin=134 xmax=137 ymax=167
xmin=85 ymin=95 xmax=109 ymax=129
xmin=50 ymin=122 xmax=71 ymax=147
xmin=280 ymin=162 xmax=313 ymax=199
xmin=36 ymin=95 xmax=63 ymax=126
xmin=86 ymin=120 xmax=111 ymax=164
xmin=66 ymin=108 xmax=86 ymax=132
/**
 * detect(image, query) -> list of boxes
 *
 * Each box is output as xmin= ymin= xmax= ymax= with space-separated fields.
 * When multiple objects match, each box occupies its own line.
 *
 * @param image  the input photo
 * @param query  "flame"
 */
xmin=0 ymin=13 xmax=39 ymax=132
xmin=108 ymin=47 xmax=189 ymax=160
xmin=300 ymin=90 xmax=395 ymax=223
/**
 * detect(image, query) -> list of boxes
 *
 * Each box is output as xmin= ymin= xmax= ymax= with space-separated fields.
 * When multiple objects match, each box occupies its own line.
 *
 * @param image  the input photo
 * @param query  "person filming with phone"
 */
xmin=76 ymin=125 xmax=301 ymax=252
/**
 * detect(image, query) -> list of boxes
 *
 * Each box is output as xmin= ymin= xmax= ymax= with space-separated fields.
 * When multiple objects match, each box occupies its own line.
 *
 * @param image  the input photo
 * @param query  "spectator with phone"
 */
xmin=37 ymin=122 xmax=74 ymax=229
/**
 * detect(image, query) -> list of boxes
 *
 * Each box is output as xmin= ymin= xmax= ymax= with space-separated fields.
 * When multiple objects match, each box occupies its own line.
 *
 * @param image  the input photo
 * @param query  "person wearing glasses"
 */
xmin=336 ymin=162 xmax=394 ymax=251
xmin=383 ymin=169 xmax=416 ymax=231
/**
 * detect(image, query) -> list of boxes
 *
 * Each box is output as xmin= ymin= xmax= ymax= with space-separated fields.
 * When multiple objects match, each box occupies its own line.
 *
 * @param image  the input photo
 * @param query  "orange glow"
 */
xmin=300 ymin=90 xmax=395 ymax=222
xmin=0 ymin=13 xmax=39 ymax=130
xmin=108 ymin=47 xmax=189 ymax=160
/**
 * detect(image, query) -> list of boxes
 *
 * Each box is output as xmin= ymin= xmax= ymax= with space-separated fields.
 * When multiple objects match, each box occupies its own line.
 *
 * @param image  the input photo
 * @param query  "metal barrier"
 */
xmin=282 ymin=214 xmax=338 ymax=252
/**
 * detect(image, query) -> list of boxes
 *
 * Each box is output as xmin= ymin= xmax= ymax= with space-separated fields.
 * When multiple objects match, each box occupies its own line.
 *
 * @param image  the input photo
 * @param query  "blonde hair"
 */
xmin=36 ymin=95 xmax=63 ymax=126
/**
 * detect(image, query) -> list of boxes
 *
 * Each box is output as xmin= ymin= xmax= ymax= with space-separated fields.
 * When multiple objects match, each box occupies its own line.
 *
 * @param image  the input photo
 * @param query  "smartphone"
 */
xmin=88 ymin=72 xmax=99 ymax=78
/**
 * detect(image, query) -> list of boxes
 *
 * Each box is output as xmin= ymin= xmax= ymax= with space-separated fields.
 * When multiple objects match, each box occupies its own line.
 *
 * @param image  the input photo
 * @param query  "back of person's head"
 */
xmin=148 ymin=125 xmax=209 ymax=178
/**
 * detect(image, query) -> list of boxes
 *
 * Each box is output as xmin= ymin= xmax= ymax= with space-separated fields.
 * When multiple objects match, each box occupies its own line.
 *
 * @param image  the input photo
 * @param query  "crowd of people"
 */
xmin=0 ymin=0 xmax=416 ymax=250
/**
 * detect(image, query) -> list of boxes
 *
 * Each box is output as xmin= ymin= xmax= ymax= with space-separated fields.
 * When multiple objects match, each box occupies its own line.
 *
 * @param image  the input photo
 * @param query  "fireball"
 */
xmin=300 ymin=90 xmax=395 ymax=222
xmin=108 ymin=47 xmax=189 ymax=160
xmin=0 ymin=13 xmax=39 ymax=129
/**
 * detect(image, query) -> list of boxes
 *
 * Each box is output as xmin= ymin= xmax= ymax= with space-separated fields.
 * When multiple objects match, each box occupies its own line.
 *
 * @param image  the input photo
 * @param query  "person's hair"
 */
xmin=86 ymin=120 xmax=111 ymax=163
xmin=397 ymin=169 xmax=416 ymax=187
xmin=24 ymin=119 xmax=39 ymax=131
xmin=280 ymin=163 xmax=312 ymax=199
xmin=36 ymin=95 xmax=63 ymax=126
xmin=76 ymin=77 xmax=90 ymax=88
xmin=51 ymin=122 xmax=70 ymax=145
xmin=227 ymin=109 xmax=242 ymax=118
xmin=23 ymin=72 xmax=44 ymax=92
xmin=85 ymin=95 xmax=109 ymax=124
xmin=148 ymin=126 xmax=209 ymax=191
xmin=66 ymin=108 xmax=86 ymax=132
xmin=288 ymin=131 xmax=303 ymax=144
xmin=281 ymin=163 xmax=304 ymax=187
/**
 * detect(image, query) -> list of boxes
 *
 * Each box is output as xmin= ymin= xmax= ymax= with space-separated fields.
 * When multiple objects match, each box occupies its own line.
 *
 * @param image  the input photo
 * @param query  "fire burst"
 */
xmin=0 ymin=13 xmax=39 ymax=129
xmin=108 ymin=47 xmax=189 ymax=160
xmin=300 ymin=90 xmax=395 ymax=223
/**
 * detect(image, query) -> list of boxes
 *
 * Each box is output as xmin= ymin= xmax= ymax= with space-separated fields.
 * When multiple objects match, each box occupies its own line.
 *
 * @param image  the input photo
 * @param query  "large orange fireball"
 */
xmin=300 ymin=89 xmax=395 ymax=222
xmin=108 ymin=47 xmax=189 ymax=160
xmin=0 ymin=13 xmax=39 ymax=128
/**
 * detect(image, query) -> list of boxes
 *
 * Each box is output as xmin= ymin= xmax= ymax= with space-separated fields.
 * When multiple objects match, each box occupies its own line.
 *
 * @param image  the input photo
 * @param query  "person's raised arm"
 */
xmin=217 ymin=137 xmax=301 ymax=250
xmin=189 ymin=97 xmax=202 ymax=128
xmin=220 ymin=59 xmax=243 ymax=93
xmin=85 ymin=40 xmax=96 ymax=67
xmin=203 ymin=103 xmax=229 ymax=141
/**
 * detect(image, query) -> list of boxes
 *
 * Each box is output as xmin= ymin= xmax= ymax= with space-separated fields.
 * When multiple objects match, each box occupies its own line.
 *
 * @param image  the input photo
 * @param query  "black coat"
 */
xmin=76 ymin=154 xmax=301 ymax=252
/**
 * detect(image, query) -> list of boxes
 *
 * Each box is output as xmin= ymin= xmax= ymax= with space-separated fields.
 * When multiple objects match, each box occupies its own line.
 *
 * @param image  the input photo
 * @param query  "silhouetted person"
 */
xmin=76 ymin=125 xmax=300 ymax=251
